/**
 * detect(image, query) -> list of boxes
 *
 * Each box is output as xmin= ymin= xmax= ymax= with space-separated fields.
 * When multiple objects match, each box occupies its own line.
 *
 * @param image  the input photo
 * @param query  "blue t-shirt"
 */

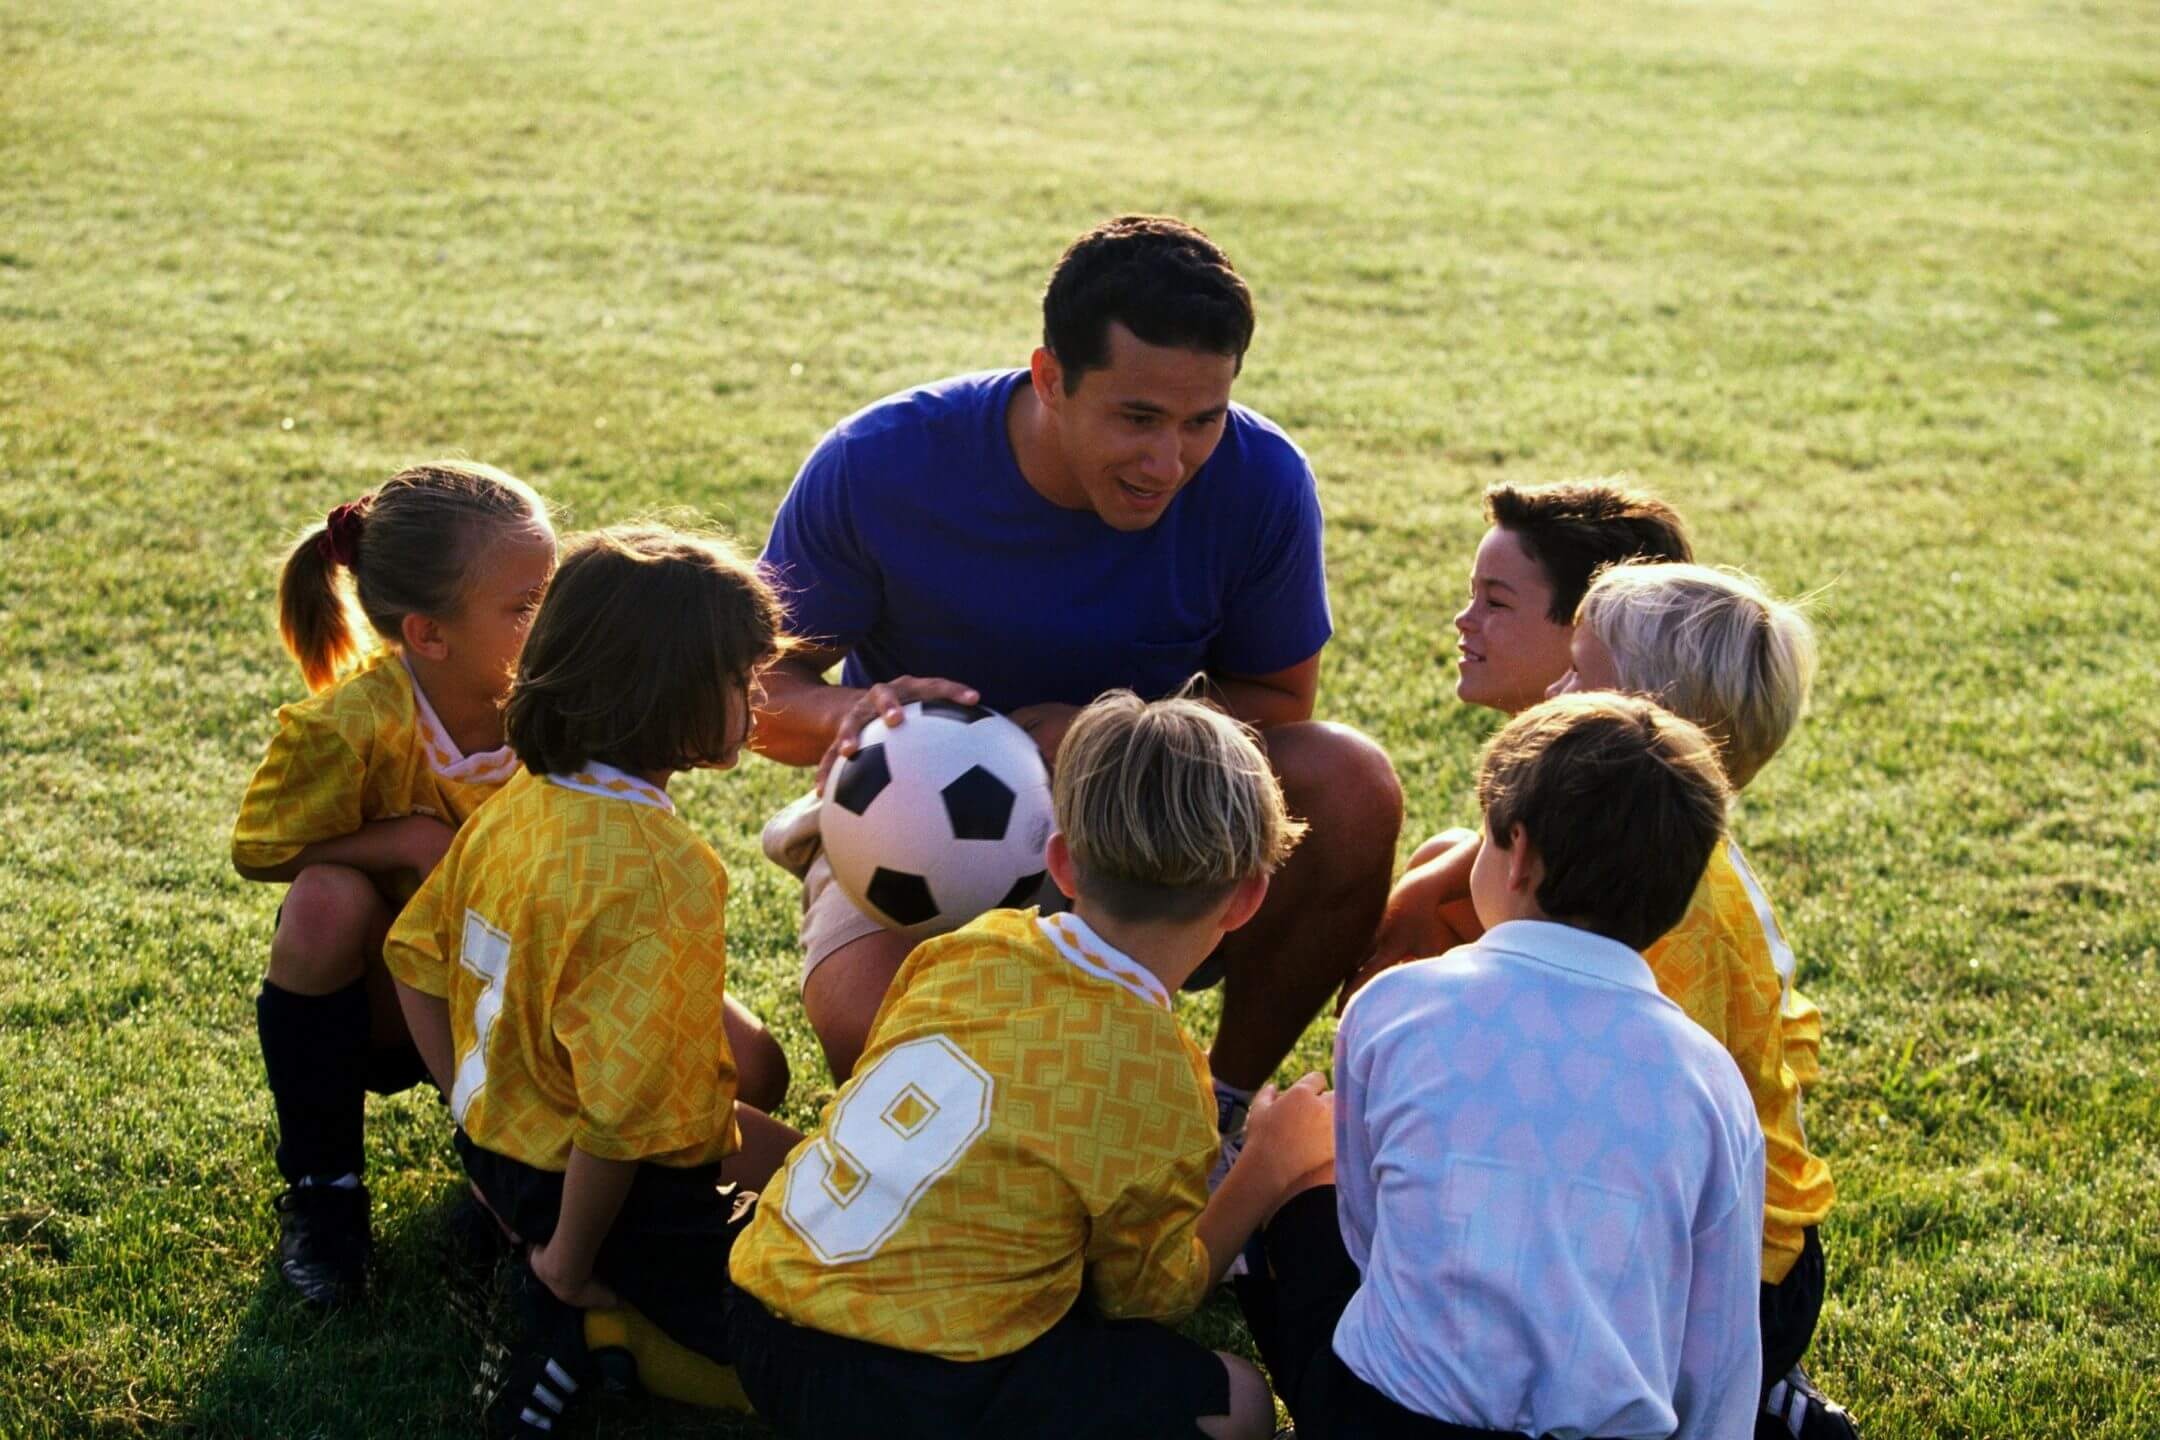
xmin=760 ymin=370 xmax=1333 ymax=713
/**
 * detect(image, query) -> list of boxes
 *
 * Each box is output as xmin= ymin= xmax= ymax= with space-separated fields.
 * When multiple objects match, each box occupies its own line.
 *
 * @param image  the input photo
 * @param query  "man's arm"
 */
xmin=751 ymin=646 xmax=982 ymax=779
xmin=1208 ymin=651 xmax=1320 ymax=729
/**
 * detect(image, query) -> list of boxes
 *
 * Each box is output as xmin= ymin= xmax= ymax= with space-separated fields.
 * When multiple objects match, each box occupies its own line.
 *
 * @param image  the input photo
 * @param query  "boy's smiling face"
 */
xmin=1452 ymin=526 xmax=1576 ymax=715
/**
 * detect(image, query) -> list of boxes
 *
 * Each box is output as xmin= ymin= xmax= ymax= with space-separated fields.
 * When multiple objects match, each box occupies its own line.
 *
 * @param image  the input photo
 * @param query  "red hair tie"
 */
xmin=318 ymin=499 xmax=369 ymax=569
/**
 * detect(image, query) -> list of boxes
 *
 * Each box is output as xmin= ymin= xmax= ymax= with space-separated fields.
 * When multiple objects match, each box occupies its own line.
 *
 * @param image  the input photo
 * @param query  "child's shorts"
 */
xmin=456 ymin=1132 xmax=755 ymax=1363
xmin=725 ymin=1286 xmax=1230 ymax=1440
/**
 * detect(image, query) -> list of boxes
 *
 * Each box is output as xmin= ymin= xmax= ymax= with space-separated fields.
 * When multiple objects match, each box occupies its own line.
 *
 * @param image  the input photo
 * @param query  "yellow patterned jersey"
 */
xmin=730 ymin=908 xmax=1217 ymax=1361
xmin=383 ymin=764 xmax=740 ymax=1172
xmin=232 ymin=650 xmax=520 ymax=884
xmin=1645 ymin=839 xmax=1834 ymax=1283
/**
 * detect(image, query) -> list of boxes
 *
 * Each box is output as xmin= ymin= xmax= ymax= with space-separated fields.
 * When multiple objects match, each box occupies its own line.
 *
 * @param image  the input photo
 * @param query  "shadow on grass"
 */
xmin=184 ymin=1185 xmax=772 ymax=1439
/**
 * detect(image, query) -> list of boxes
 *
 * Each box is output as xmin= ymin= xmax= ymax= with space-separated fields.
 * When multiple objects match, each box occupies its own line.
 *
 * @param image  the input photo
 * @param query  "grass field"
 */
xmin=5 ymin=0 xmax=2158 ymax=1434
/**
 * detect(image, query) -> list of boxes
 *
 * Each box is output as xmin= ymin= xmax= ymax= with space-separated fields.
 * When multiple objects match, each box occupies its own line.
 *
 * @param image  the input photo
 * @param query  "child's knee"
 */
xmin=269 ymin=865 xmax=385 ymax=992
xmin=1197 ymin=1353 xmax=1275 ymax=1440
xmin=1408 ymin=825 xmax=1480 ymax=869
xmin=735 ymin=1024 xmax=790 ymax=1114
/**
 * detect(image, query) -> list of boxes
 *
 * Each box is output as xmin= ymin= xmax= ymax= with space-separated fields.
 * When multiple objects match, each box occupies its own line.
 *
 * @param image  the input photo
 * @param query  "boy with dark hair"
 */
xmin=1347 ymin=476 xmax=1694 ymax=998
xmin=727 ymin=691 xmax=1330 ymax=1440
xmin=1241 ymin=693 xmax=1766 ymax=1440
xmin=385 ymin=526 xmax=798 ymax=1437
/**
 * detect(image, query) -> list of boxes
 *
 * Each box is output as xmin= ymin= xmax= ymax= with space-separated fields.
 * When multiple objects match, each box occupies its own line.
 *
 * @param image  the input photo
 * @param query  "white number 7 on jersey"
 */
xmin=450 ymin=908 xmax=513 ymax=1127
xmin=779 ymin=1035 xmax=995 ymax=1264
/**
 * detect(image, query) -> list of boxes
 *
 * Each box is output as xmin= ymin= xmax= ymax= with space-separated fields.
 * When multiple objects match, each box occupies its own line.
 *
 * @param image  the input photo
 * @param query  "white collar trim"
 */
xmin=401 ymin=655 xmax=520 ymax=785
xmin=545 ymin=762 xmax=675 ymax=813
xmin=1037 ymin=912 xmax=1171 ymax=1010
xmin=1479 ymin=919 xmax=1661 ymax=996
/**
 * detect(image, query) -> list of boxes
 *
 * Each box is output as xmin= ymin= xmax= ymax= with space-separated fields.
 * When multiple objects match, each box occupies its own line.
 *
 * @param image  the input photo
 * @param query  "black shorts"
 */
xmin=726 ymin=1286 xmax=1231 ymax=1440
xmin=455 ymin=1132 xmax=755 ymax=1363
xmin=1238 ymin=1186 xmax=1611 ymax=1440
xmin=1760 ymin=1225 xmax=1826 ymax=1392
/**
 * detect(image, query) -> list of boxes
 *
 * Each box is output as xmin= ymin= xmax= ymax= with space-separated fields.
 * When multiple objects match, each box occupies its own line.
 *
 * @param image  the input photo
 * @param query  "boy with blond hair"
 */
xmin=727 ymin=689 xmax=1331 ymax=1440
xmin=1555 ymin=561 xmax=1855 ymax=1440
xmin=1239 ymin=693 xmax=1765 ymax=1440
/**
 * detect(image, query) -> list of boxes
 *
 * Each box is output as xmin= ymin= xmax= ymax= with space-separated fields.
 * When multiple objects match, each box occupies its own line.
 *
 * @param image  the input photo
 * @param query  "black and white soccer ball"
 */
xmin=819 ymin=700 xmax=1055 ymax=941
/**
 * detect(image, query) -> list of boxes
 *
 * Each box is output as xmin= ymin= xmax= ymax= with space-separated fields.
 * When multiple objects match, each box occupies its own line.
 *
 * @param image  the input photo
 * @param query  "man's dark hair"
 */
xmin=1042 ymin=215 xmax=1255 ymax=389
xmin=1485 ymin=480 xmax=1694 ymax=623
xmin=1476 ymin=693 xmax=1729 ymax=953
xmin=505 ymin=526 xmax=786 ymax=776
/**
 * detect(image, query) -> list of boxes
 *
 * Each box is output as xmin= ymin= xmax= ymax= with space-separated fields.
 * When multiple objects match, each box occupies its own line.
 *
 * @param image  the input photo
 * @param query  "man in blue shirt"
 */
xmin=754 ymin=216 xmax=1403 ymax=1128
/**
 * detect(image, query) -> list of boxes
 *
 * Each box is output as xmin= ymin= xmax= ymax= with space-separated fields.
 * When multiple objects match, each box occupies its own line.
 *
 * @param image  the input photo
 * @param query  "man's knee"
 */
xmin=1271 ymin=722 xmax=1405 ymax=868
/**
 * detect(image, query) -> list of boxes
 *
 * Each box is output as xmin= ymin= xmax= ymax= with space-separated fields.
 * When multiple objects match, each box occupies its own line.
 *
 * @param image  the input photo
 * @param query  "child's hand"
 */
xmin=1241 ymin=1072 xmax=1335 ymax=1194
xmin=394 ymin=815 xmax=457 ymax=877
xmin=528 ymin=1237 xmax=621 ymax=1310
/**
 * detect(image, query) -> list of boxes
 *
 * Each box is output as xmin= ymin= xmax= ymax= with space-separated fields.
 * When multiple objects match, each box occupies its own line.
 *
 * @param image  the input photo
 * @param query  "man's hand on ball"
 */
xmin=1008 ymin=702 xmax=1081 ymax=769
xmin=1242 ymin=1072 xmax=1336 ymax=1197
xmin=817 ymin=676 xmax=981 ymax=788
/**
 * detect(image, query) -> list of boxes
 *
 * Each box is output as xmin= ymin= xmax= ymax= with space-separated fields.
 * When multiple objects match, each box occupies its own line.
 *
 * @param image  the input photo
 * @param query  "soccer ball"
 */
xmin=820 ymin=700 xmax=1055 ymax=941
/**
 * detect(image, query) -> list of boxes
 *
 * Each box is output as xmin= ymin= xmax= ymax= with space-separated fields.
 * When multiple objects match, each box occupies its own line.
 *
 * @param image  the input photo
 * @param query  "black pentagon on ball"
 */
xmin=866 ymin=867 xmax=939 ymax=928
xmin=832 ymin=742 xmax=891 ymax=816
xmin=917 ymin=699 xmax=995 ymax=724
xmin=998 ymin=871 xmax=1046 ymax=910
xmin=942 ymin=765 xmax=1016 ymax=842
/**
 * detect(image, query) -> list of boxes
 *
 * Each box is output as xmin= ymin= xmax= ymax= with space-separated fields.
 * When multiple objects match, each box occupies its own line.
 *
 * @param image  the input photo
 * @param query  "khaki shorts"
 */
xmin=762 ymin=792 xmax=1064 ymax=991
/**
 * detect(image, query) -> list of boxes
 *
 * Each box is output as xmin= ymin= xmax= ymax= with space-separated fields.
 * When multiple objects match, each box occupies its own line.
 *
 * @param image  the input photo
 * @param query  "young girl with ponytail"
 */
xmin=231 ymin=461 xmax=557 ymax=1308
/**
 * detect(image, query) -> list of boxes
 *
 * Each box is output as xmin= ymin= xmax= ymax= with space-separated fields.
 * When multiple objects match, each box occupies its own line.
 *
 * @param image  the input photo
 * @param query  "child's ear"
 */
xmin=401 ymin=612 xmax=450 ymax=661
xmin=1218 ymin=871 xmax=1271 ymax=935
xmin=1045 ymin=832 xmax=1080 ymax=901
xmin=1501 ymin=823 xmax=1544 ymax=897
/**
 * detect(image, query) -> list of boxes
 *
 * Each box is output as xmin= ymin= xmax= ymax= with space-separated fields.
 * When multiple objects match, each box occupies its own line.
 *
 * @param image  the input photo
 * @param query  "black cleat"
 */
xmin=274 ymin=1182 xmax=371 ymax=1308
xmin=1762 ymin=1366 xmax=1861 ymax=1440
xmin=485 ymin=1337 xmax=594 ymax=1438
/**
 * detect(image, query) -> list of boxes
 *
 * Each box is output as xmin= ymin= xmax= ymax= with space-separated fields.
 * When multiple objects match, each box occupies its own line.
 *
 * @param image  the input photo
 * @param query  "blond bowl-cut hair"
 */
xmin=1576 ymin=561 xmax=1818 ymax=789
xmin=1053 ymin=689 xmax=1307 ymax=924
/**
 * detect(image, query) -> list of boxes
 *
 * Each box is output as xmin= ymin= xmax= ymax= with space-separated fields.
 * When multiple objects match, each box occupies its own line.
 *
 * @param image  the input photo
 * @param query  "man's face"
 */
xmin=1042 ymin=323 xmax=1238 ymax=532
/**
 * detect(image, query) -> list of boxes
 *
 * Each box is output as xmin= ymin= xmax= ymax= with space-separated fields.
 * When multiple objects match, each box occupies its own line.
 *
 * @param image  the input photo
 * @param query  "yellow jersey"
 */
xmin=383 ymin=764 xmax=741 ymax=1172
xmin=1644 ymin=839 xmax=1835 ymax=1283
xmin=730 ymin=909 xmax=1217 ymax=1361
xmin=232 ymin=650 xmax=519 ymax=883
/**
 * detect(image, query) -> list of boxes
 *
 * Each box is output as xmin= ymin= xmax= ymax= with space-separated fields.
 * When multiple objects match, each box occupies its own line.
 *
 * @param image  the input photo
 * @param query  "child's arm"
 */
xmin=528 ymin=1145 xmax=633 ymax=1309
xmin=393 ymin=980 xmax=456 ymax=1098
xmin=1199 ymin=1074 xmax=1336 ymax=1290
xmin=232 ymin=814 xmax=455 ymax=884
xmin=1339 ymin=833 xmax=1483 ymax=1008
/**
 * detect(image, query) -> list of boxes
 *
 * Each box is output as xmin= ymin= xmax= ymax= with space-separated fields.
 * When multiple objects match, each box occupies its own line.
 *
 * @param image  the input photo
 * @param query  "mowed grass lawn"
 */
xmin=5 ymin=0 xmax=2157 ymax=1434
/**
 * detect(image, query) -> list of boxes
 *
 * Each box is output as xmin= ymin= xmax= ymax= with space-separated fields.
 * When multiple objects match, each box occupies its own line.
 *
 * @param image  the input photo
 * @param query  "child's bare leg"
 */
xmin=724 ymin=994 xmax=790 ymax=1113
xmin=1198 ymin=1353 xmax=1275 ymax=1440
xmin=720 ymin=1104 xmax=803 ymax=1192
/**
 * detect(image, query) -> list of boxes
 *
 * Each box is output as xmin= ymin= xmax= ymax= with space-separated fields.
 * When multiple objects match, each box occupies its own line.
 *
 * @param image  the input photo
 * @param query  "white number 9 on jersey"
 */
xmin=779 ymin=1035 xmax=995 ymax=1264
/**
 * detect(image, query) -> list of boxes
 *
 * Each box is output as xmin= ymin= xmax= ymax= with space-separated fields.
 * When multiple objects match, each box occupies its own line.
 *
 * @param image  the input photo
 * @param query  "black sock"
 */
xmin=257 ymin=979 xmax=371 ymax=1185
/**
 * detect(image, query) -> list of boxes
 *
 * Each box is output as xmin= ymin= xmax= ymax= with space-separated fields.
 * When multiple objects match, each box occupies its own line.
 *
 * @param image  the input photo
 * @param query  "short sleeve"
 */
xmin=556 ymin=929 xmax=737 ymax=1162
xmin=383 ymin=860 xmax=453 ymax=999
xmin=1209 ymin=435 xmax=1332 ymax=677
xmin=759 ymin=429 xmax=883 ymax=654
xmin=1083 ymin=1147 xmax=1213 ymax=1324
xmin=232 ymin=704 xmax=369 ymax=869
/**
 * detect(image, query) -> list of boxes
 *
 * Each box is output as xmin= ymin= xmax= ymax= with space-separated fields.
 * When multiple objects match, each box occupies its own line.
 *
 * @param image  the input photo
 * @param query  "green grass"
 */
xmin=4 ymin=0 xmax=2158 ymax=1433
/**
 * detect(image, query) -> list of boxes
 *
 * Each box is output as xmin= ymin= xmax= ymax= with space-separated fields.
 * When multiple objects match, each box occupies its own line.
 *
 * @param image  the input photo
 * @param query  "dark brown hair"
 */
xmin=278 ymin=461 xmax=549 ymax=692
xmin=1476 ymin=693 xmax=1729 ymax=952
xmin=503 ymin=526 xmax=787 ymax=776
xmin=1485 ymin=480 xmax=1693 ymax=624
xmin=1042 ymin=215 xmax=1255 ymax=388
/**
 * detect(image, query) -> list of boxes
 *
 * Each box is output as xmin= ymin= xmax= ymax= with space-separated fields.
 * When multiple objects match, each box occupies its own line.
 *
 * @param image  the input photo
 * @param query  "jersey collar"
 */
xmin=401 ymin=655 xmax=521 ymax=786
xmin=1478 ymin=918 xmax=1661 ymax=997
xmin=545 ymin=762 xmax=675 ymax=813
xmin=1037 ymin=911 xmax=1171 ymax=1010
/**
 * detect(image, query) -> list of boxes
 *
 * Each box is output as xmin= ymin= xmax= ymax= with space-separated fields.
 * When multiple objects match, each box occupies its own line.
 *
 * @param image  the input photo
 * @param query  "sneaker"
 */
xmin=1763 ymin=1366 xmax=1860 ymax=1440
xmin=273 ymin=1181 xmax=371 ymax=1308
